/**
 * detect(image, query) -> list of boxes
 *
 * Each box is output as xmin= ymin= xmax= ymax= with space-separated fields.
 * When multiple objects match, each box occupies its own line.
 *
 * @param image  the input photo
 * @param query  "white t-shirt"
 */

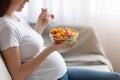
xmin=0 ymin=15 xmax=67 ymax=80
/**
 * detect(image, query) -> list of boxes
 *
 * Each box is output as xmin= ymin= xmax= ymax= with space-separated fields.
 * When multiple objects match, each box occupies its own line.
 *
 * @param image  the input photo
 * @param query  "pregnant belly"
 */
xmin=33 ymin=51 xmax=67 ymax=79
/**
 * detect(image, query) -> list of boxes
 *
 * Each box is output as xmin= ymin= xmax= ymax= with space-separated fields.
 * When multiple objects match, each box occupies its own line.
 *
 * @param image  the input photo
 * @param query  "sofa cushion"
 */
xmin=68 ymin=65 xmax=111 ymax=72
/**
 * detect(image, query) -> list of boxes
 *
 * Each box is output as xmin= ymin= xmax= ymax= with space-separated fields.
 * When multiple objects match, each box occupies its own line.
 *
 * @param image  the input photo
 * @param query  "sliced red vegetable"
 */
xmin=50 ymin=14 xmax=54 ymax=19
xmin=55 ymin=40 xmax=63 ymax=44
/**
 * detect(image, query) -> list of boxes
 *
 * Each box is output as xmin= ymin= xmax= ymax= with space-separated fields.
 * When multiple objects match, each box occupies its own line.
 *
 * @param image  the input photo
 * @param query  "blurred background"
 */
xmin=19 ymin=0 xmax=120 ymax=72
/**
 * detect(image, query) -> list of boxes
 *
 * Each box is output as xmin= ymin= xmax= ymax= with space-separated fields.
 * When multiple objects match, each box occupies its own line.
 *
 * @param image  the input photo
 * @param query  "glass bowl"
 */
xmin=49 ymin=26 xmax=79 ymax=46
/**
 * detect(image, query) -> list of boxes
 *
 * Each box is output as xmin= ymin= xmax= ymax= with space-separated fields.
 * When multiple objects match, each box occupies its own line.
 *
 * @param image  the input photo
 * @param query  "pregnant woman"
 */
xmin=0 ymin=0 xmax=120 ymax=80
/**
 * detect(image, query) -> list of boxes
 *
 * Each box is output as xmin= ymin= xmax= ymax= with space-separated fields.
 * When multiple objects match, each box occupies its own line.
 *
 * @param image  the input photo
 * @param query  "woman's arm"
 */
xmin=2 ymin=41 xmax=76 ymax=80
xmin=2 ymin=45 xmax=55 ymax=80
xmin=34 ymin=25 xmax=46 ymax=35
xmin=35 ymin=8 xmax=49 ymax=35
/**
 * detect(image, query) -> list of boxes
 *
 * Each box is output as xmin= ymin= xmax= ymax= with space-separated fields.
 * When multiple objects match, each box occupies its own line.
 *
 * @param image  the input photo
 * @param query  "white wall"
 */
xmin=95 ymin=16 xmax=120 ymax=72
xmin=106 ymin=17 xmax=120 ymax=72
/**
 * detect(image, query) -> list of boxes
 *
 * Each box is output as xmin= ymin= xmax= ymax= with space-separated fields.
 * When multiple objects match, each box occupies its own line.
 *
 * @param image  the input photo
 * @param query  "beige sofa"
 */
xmin=42 ymin=22 xmax=113 ymax=72
xmin=0 ymin=22 xmax=113 ymax=80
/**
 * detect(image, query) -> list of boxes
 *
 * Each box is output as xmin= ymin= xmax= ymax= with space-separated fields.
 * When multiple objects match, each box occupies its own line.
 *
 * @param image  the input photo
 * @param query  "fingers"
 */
xmin=41 ymin=8 xmax=48 ymax=15
xmin=41 ymin=8 xmax=48 ymax=18
xmin=61 ymin=41 xmax=77 ymax=50
xmin=41 ymin=8 xmax=47 ymax=12
xmin=51 ymin=40 xmax=77 ymax=51
xmin=70 ymin=41 xmax=77 ymax=47
xmin=41 ymin=8 xmax=53 ymax=18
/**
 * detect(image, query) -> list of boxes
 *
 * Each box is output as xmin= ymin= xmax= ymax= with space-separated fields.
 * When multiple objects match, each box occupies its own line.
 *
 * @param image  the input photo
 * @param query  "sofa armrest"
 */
xmin=0 ymin=53 xmax=12 ymax=80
